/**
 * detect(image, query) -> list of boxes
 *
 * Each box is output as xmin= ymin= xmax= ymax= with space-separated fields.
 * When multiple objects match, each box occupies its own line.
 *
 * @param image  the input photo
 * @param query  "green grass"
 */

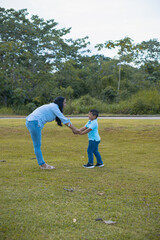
xmin=0 ymin=119 xmax=160 ymax=240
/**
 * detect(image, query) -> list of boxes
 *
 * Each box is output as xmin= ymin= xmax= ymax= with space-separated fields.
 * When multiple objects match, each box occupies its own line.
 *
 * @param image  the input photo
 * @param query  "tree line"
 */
xmin=0 ymin=8 xmax=160 ymax=114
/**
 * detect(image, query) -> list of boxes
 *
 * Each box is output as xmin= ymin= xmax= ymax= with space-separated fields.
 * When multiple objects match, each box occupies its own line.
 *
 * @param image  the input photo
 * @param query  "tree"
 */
xmin=95 ymin=37 xmax=160 ymax=66
xmin=0 ymin=8 xmax=90 ymax=106
xmin=95 ymin=37 xmax=134 ymax=63
xmin=95 ymin=37 xmax=160 ymax=92
xmin=135 ymin=39 xmax=160 ymax=64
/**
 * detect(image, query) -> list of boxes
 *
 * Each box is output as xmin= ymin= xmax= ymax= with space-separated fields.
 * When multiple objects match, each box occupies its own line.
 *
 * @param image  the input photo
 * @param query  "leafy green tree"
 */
xmin=101 ymin=86 xmax=117 ymax=103
xmin=1 ymin=8 xmax=159 ymax=113
xmin=95 ymin=37 xmax=160 ymax=66
xmin=0 ymin=8 xmax=90 ymax=106
xmin=135 ymin=39 xmax=160 ymax=64
xmin=95 ymin=37 xmax=160 ymax=94
xmin=95 ymin=37 xmax=134 ymax=63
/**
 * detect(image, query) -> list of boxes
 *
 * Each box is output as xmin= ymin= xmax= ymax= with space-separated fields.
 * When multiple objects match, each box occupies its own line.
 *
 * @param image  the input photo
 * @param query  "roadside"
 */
xmin=0 ymin=115 xmax=160 ymax=120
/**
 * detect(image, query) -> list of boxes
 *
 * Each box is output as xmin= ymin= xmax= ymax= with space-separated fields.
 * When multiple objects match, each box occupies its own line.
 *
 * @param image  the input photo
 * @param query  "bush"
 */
xmin=110 ymin=89 xmax=160 ymax=115
xmin=0 ymin=107 xmax=14 ymax=115
xmin=130 ymin=89 xmax=160 ymax=114
xmin=12 ymin=103 xmax=37 ymax=115
xmin=64 ymin=90 xmax=160 ymax=115
xmin=64 ymin=95 xmax=112 ymax=114
xmin=1 ymin=89 xmax=159 ymax=116
xmin=72 ymin=95 xmax=102 ymax=114
xmin=12 ymin=88 xmax=26 ymax=106
xmin=108 ymin=102 xmax=132 ymax=114
xmin=101 ymin=86 xmax=117 ymax=103
xmin=25 ymin=103 xmax=37 ymax=114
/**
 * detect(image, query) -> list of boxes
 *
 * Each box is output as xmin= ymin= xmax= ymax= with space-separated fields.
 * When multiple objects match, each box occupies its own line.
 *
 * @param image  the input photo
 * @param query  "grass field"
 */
xmin=0 ymin=119 xmax=160 ymax=240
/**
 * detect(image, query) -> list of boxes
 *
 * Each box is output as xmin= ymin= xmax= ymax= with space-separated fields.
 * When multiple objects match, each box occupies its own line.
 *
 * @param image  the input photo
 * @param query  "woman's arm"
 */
xmin=65 ymin=122 xmax=79 ymax=134
xmin=53 ymin=104 xmax=71 ymax=125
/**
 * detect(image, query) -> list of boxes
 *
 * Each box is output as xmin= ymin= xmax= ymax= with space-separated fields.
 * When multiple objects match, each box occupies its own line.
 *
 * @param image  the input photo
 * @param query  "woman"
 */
xmin=26 ymin=96 xmax=79 ymax=170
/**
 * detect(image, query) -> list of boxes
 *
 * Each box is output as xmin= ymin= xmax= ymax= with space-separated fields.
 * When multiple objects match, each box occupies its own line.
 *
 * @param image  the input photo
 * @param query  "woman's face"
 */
xmin=63 ymin=99 xmax=67 ymax=107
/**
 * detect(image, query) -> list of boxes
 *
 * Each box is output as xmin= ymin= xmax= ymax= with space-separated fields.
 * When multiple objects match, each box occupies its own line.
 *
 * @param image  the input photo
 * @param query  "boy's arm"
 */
xmin=79 ymin=126 xmax=87 ymax=131
xmin=79 ymin=127 xmax=92 ymax=135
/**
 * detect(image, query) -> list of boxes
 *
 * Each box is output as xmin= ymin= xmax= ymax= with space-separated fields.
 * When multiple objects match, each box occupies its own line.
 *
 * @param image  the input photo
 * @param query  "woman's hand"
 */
xmin=72 ymin=128 xmax=80 ymax=134
xmin=65 ymin=122 xmax=80 ymax=134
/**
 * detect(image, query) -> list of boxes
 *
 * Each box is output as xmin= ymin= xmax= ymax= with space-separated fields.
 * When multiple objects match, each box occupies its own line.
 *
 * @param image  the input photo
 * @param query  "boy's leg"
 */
xmin=87 ymin=140 xmax=95 ymax=165
xmin=26 ymin=120 xmax=45 ymax=166
xmin=93 ymin=141 xmax=103 ymax=165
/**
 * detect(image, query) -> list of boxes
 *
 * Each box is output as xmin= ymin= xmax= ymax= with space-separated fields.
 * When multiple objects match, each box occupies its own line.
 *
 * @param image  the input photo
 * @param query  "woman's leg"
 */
xmin=93 ymin=141 xmax=103 ymax=164
xmin=26 ymin=120 xmax=45 ymax=166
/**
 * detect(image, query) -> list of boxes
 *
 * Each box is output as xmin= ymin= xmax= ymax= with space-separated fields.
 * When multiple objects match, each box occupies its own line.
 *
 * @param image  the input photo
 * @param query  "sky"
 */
xmin=1 ymin=0 xmax=160 ymax=57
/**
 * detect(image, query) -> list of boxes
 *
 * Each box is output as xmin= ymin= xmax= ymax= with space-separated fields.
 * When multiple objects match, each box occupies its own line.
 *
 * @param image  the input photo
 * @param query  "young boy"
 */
xmin=79 ymin=109 xmax=104 ymax=168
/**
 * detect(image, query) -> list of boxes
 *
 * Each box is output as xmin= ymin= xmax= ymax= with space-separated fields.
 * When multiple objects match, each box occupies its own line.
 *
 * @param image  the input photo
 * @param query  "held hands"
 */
xmin=69 ymin=124 xmax=86 ymax=135
xmin=72 ymin=128 xmax=80 ymax=134
xmin=72 ymin=128 xmax=84 ymax=135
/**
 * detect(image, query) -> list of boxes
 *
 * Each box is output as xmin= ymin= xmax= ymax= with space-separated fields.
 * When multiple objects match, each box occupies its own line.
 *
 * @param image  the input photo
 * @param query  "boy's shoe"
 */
xmin=83 ymin=163 xmax=95 ymax=168
xmin=94 ymin=163 xmax=104 ymax=167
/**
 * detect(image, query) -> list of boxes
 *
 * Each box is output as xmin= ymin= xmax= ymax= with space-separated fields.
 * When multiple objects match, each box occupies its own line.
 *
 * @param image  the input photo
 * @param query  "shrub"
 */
xmin=0 ymin=107 xmax=14 ymax=115
xmin=71 ymin=95 xmax=103 ymax=114
xmin=101 ymin=86 xmax=117 ymax=103
xmin=1 ymin=89 xmax=159 ymax=116
xmin=12 ymin=88 xmax=26 ymax=106
xmin=25 ymin=103 xmax=37 ymax=114
xmin=12 ymin=103 xmax=37 ymax=115
xmin=64 ymin=90 xmax=160 ymax=115
xmin=130 ymin=89 xmax=160 ymax=114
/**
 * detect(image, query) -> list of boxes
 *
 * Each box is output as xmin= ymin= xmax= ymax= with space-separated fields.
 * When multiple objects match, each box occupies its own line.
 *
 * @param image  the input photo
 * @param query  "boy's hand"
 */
xmin=79 ymin=128 xmax=92 ymax=135
xmin=72 ymin=128 xmax=80 ymax=134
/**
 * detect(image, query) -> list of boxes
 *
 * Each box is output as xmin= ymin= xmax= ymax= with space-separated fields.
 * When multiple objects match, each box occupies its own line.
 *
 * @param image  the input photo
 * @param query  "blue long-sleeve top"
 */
xmin=26 ymin=103 xmax=71 ymax=129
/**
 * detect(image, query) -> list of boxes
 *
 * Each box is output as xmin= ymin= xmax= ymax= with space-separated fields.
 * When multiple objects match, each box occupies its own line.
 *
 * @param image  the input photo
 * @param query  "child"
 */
xmin=79 ymin=109 xmax=104 ymax=168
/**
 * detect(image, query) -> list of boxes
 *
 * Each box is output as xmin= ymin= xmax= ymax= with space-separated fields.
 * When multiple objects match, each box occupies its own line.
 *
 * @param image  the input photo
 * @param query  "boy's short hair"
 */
xmin=90 ymin=109 xmax=99 ymax=118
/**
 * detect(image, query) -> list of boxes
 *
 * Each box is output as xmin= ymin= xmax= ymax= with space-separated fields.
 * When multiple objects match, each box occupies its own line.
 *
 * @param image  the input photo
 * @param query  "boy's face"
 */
xmin=88 ymin=112 xmax=97 ymax=121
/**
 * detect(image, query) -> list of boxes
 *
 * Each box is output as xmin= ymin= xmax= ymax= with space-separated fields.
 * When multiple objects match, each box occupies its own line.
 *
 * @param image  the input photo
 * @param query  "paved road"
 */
xmin=70 ymin=116 xmax=160 ymax=120
xmin=90 ymin=116 xmax=160 ymax=119
xmin=0 ymin=116 xmax=160 ymax=120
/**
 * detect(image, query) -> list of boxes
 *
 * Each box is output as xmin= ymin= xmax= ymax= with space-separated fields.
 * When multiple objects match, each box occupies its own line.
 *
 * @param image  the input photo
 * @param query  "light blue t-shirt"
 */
xmin=26 ymin=103 xmax=71 ymax=129
xmin=85 ymin=119 xmax=100 ymax=141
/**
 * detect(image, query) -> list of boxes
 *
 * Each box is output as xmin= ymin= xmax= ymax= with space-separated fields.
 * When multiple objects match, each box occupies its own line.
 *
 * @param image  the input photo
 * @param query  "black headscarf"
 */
xmin=54 ymin=96 xmax=65 ymax=126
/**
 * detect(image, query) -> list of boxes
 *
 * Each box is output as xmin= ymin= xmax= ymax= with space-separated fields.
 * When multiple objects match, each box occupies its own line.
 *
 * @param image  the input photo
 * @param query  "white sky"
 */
xmin=1 ymin=0 xmax=160 ymax=57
